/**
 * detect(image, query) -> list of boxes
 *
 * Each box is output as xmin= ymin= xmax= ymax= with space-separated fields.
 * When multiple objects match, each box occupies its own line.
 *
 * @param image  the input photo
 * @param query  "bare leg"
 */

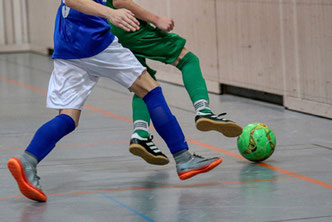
xmin=171 ymin=47 xmax=190 ymax=66
xmin=59 ymin=109 xmax=81 ymax=128
xmin=129 ymin=70 xmax=159 ymax=98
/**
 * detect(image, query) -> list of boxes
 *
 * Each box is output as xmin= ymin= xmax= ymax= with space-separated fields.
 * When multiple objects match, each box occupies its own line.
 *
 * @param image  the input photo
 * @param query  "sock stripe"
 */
xmin=133 ymin=120 xmax=149 ymax=132
xmin=194 ymin=99 xmax=210 ymax=112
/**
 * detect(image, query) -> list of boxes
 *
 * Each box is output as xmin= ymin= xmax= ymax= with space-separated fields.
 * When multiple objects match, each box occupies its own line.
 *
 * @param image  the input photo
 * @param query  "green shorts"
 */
xmin=110 ymin=22 xmax=186 ymax=76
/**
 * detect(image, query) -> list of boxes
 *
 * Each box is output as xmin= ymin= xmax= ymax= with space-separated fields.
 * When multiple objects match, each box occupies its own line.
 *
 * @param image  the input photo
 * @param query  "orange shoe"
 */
xmin=8 ymin=156 xmax=47 ymax=202
xmin=177 ymin=153 xmax=222 ymax=180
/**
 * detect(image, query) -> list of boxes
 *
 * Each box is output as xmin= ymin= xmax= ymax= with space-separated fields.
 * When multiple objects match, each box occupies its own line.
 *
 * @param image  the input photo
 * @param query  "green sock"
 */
xmin=176 ymin=52 xmax=210 ymax=109
xmin=132 ymin=94 xmax=151 ymax=138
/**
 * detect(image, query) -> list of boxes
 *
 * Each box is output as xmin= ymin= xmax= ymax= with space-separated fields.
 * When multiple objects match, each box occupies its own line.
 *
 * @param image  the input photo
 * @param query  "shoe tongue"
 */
xmin=23 ymin=152 xmax=38 ymax=167
xmin=131 ymin=133 xmax=148 ymax=140
xmin=174 ymin=149 xmax=192 ymax=164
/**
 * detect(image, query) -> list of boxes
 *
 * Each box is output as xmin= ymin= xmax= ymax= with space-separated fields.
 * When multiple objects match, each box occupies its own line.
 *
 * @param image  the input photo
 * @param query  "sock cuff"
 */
xmin=176 ymin=52 xmax=198 ymax=70
xmin=133 ymin=120 xmax=149 ymax=132
xmin=143 ymin=86 xmax=162 ymax=103
xmin=57 ymin=114 xmax=76 ymax=132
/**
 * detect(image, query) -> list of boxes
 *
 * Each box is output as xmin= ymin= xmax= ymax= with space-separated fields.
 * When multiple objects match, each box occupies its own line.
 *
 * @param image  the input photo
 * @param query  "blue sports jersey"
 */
xmin=52 ymin=0 xmax=115 ymax=59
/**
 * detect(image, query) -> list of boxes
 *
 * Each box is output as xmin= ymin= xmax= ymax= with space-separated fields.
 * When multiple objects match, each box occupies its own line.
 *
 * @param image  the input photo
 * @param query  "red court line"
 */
xmin=2 ymin=75 xmax=332 ymax=190
xmin=188 ymin=139 xmax=332 ymax=190
xmin=0 ymin=76 xmax=47 ymax=95
xmin=0 ymin=140 xmax=129 ymax=151
xmin=0 ymin=178 xmax=293 ymax=200
xmin=83 ymin=104 xmax=132 ymax=123
xmin=0 ymin=75 xmax=131 ymax=123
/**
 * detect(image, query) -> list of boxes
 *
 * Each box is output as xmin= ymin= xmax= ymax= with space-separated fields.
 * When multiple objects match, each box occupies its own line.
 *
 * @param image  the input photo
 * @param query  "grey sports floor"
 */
xmin=0 ymin=53 xmax=331 ymax=222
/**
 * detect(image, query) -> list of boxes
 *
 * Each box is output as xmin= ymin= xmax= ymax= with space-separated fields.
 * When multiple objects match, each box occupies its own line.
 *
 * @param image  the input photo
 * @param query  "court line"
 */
xmin=0 ymin=75 xmax=154 ymax=128
xmin=0 ymin=178 xmax=293 ymax=200
xmin=0 ymin=140 xmax=129 ymax=151
xmin=1 ymin=75 xmax=332 ymax=190
xmin=101 ymin=193 xmax=155 ymax=222
xmin=0 ymin=139 xmax=163 ymax=151
xmin=188 ymin=139 xmax=332 ymax=190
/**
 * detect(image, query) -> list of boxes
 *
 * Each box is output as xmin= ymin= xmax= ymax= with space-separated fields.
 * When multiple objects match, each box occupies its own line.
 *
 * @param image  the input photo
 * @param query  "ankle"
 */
xmin=23 ymin=152 xmax=38 ymax=167
xmin=134 ymin=130 xmax=150 ymax=138
xmin=173 ymin=149 xmax=192 ymax=164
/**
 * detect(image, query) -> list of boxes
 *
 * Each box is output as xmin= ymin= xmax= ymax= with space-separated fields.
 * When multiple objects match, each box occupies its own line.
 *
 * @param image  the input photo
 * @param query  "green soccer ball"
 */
xmin=237 ymin=123 xmax=276 ymax=162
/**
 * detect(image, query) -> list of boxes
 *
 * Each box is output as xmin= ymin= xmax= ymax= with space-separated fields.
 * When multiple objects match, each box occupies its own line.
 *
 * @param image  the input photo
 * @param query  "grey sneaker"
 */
xmin=7 ymin=153 xmax=47 ymax=202
xmin=176 ymin=153 xmax=222 ymax=180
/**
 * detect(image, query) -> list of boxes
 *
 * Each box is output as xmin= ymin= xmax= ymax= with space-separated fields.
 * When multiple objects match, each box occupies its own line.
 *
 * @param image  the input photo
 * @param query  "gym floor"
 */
xmin=0 ymin=53 xmax=331 ymax=222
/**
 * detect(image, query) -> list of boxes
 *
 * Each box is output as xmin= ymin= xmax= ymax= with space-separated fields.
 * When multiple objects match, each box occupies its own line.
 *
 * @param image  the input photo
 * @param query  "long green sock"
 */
xmin=132 ymin=94 xmax=150 ymax=138
xmin=176 ymin=52 xmax=211 ymax=114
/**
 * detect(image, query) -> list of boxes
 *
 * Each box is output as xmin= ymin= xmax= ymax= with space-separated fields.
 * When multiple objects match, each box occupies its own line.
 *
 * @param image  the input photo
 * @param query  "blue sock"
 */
xmin=143 ymin=87 xmax=188 ymax=154
xmin=25 ymin=114 xmax=76 ymax=162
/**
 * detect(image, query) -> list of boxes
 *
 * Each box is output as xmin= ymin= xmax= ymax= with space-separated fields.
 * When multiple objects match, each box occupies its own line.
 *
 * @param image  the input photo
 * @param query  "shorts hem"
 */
xmin=46 ymin=105 xmax=83 ymax=110
xmin=165 ymin=38 xmax=187 ymax=65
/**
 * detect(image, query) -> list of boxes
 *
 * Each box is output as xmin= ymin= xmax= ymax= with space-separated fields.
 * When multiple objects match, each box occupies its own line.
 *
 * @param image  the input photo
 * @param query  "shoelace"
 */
xmin=32 ymin=168 xmax=41 ymax=187
xmin=148 ymin=135 xmax=154 ymax=141
xmin=212 ymin=113 xmax=227 ymax=119
xmin=192 ymin=153 xmax=204 ymax=159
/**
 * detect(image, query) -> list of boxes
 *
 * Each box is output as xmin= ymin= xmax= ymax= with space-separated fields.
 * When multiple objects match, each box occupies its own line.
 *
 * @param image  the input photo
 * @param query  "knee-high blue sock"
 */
xmin=143 ymin=87 xmax=188 ymax=154
xmin=25 ymin=114 xmax=76 ymax=162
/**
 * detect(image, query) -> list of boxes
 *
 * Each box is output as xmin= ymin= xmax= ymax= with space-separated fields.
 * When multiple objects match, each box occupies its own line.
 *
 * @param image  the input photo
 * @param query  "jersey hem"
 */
xmin=52 ymin=35 xmax=115 ymax=60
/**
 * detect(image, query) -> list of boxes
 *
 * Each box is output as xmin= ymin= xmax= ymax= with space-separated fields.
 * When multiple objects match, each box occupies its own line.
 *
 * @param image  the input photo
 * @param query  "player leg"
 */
xmin=8 ymin=59 xmax=97 ymax=202
xmin=130 ymin=57 xmax=169 ymax=165
xmin=118 ymin=26 xmax=241 ymax=139
xmin=172 ymin=47 xmax=242 ymax=137
xmin=82 ymin=39 xmax=222 ymax=180
xmin=130 ymin=71 xmax=222 ymax=180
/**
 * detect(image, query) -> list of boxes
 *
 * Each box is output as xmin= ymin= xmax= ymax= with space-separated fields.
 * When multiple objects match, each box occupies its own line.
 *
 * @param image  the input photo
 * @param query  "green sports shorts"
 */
xmin=110 ymin=21 xmax=186 ymax=76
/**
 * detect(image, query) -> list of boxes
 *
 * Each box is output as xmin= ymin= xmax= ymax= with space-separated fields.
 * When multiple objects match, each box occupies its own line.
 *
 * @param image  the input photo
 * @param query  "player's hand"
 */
xmin=154 ymin=17 xmax=174 ymax=32
xmin=107 ymin=8 xmax=140 ymax=32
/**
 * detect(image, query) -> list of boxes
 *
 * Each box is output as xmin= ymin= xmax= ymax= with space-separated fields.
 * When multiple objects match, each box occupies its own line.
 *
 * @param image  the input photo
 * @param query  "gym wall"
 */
xmin=0 ymin=0 xmax=331 ymax=118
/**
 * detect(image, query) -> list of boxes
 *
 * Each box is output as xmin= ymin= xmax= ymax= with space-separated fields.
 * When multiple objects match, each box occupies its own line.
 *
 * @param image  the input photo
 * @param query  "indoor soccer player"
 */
xmin=7 ymin=0 xmax=222 ymax=202
xmin=106 ymin=0 xmax=243 ymax=165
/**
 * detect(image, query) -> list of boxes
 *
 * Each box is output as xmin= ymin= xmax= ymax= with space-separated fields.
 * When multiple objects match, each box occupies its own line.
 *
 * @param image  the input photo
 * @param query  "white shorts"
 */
xmin=47 ymin=37 xmax=146 ymax=110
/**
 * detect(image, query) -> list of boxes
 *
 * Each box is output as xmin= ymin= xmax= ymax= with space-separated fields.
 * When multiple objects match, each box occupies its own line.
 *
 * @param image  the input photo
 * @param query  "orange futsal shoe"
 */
xmin=8 ymin=156 xmax=47 ymax=202
xmin=176 ymin=153 xmax=222 ymax=180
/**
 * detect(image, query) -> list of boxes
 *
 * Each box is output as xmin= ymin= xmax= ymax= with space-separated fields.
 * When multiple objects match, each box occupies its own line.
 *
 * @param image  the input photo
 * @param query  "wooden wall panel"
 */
xmin=216 ymin=0 xmax=284 ymax=95
xmin=294 ymin=0 xmax=331 ymax=104
xmin=134 ymin=0 xmax=220 ymax=93
xmin=3 ymin=0 xmax=14 ymax=45
xmin=282 ymin=0 xmax=332 ymax=117
xmin=0 ymin=0 xmax=29 ymax=52
xmin=26 ymin=0 xmax=59 ymax=53
xmin=0 ymin=0 xmax=5 ymax=44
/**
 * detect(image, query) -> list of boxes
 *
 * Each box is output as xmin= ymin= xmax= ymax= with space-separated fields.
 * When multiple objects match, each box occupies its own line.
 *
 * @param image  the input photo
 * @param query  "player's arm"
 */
xmin=65 ymin=0 xmax=139 ymax=32
xmin=113 ymin=0 xmax=174 ymax=32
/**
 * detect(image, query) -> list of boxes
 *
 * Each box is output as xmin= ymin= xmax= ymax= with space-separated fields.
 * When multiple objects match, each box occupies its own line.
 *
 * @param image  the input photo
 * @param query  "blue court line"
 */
xmin=101 ymin=193 xmax=155 ymax=222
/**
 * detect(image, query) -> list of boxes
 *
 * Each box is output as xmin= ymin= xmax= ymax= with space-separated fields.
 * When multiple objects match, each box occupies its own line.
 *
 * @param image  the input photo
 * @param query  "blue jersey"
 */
xmin=52 ymin=0 xmax=114 ymax=59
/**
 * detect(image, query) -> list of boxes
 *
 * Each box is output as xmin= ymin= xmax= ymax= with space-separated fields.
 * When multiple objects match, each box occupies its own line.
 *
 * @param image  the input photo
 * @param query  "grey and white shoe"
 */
xmin=7 ymin=152 xmax=47 ymax=202
xmin=175 ymin=151 xmax=222 ymax=180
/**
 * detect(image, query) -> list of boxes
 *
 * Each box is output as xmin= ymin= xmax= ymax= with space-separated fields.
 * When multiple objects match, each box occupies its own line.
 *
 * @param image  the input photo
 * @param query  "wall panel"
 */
xmin=216 ymin=0 xmax=284 ymax=95
xmin=282 ymin=0 xmax=332 ymax=117
xmin=0 ymin=0 xmax=29 ymax=52
xmin=135 ymin=0 xmax=220 ymax=93
xmin=0 ymin=0 xmax=5 ymax=44
xmin=26 ymin=0 xmax=59 ymax=54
